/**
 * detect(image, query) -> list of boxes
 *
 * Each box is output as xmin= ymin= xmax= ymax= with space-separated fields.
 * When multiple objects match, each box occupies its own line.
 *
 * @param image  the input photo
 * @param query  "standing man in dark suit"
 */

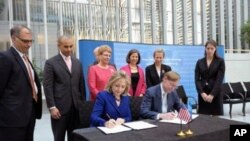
xmin=145 ymin=48 xmax=171 ymax=88
xmin=43 ymin=35 xmax=86 ymax=141
xmin=140 ymin=71 xmax=186 ymax=120
xmin=0 ymin=25 xmax=42 ymax=141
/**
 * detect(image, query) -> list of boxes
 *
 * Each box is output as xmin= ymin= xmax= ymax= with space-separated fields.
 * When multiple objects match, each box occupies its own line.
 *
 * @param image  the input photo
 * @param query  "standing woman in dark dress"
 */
xmin=195 ymin=39 xmax=225 ymax=115
xmin=120 ymin=49 xmax=146 ymax=97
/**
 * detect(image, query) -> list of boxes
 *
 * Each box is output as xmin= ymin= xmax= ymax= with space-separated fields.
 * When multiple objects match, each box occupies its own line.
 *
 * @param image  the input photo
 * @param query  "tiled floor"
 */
xmin=34 ymin=102 xmax=250 ymax=141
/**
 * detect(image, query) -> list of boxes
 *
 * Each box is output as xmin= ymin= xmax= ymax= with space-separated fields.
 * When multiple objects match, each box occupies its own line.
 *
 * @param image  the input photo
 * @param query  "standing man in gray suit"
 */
xmin=0 ymin=25 xmax=42 ymax=141
xmin=43 ymin=35 xmax=86 ymax=141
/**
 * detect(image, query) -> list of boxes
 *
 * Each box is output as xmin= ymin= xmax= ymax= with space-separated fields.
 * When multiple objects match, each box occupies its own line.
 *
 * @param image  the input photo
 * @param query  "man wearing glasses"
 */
xmin=140 ymin=71 xmax=186 ymax=120
xmin=0 ymin=25 xmax=42 ymax=141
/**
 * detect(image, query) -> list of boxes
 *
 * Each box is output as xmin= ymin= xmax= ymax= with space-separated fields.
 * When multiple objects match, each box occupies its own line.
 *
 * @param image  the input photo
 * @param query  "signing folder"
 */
xmin=123 ymin=121 xmax=157 ymax=130
xmin=97 ymin=125 xmax=132 ymax=134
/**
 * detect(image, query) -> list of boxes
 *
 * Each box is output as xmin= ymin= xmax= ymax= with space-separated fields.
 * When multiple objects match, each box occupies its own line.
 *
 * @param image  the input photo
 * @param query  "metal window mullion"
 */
xmin=162 ymin=0 xmax=167 ymax=44
xmin=102 ymin=0 xmax=106 ymax=40
xmin=43 ymin=0 xmax=48 ymax=59
xmin=172 ymin=0 xmax=177 ymax=44
xmin=115 ymin=0 xmax=120 ymax=41
xmin=59 ymin=0 xmax=63 ymax=35
xmin=210 ymin=0 xmax=216 ymax=40
xmin=192 ymin=0 xmax=198 ymax=45
xmin=25 ymin=0 xmax=32 ymax=59
xmin=243 ymin=0 xmax=249 ymax=49
xmin=227 ymin=0 xmax=233 ymax=52
xmin=127 ymin=0 xmax=132 ymax=42
xmin=88 ymin=2 xmax=93 ymax=39
xmin=243 ymin=0 xmax=248 ymax=22
xmin=201 ymin=0 xmax=207 ymax=44
xmin=219 ymin=0 xmax=225 ymax=46
xmin=8 ymin=0 xmax=13 ymax=44
xmin=235 ymin=0 xmax=241 ymax=52
xmin=151 ymin=0 xmax=156 ymax=44
xmin=183 ymin=0 xmax=187 ymax=44
xmin=140 ymin=0 xmax=144 ymax=43
xmin=74 ymin=0 xmax=79 ymax=58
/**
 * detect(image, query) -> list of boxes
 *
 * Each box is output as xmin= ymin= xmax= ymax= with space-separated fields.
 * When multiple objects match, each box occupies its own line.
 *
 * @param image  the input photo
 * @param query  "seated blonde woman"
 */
xmin=90 ymin=70 xmax=132 ymax=128
xmin=88 ymin=45 xmax=116 ymax=101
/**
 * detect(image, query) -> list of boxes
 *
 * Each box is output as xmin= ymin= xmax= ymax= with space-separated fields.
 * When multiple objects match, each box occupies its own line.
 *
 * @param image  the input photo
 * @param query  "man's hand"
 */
xmin=159 ymin=112 xmax=176 ymax=120
xmin=50 ymin=107 xmax=61 ymax=119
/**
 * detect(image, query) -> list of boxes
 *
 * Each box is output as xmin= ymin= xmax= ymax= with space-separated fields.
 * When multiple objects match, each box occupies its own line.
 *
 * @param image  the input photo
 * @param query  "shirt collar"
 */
xmin=12 ymin=46 xmax=25 ymax=58
xmin=160 ymin=83 xmax=167 ymax=96
xmin=60 ymin=52 xmax=71 ymax=60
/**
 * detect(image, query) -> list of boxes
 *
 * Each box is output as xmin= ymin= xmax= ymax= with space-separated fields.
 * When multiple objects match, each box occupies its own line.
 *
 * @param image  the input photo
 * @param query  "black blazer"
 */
xmin=0 ymin=47 xmax=42 ymax=127
xmin=195 ymin=57 xmax=225 ymax=115
xmin=43 ymin=54 xmax=86 ymax=115
xmin=145 ymin=64 xmax=171 ymax=88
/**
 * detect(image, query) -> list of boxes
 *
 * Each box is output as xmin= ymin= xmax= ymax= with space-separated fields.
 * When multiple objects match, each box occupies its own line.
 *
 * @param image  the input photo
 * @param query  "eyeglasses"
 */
xmin=16 ymin=36 xmax=34 ymax=44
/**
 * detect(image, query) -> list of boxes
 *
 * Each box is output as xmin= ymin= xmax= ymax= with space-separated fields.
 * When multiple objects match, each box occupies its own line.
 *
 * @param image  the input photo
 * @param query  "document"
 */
xmin=160 ymin=114 xmax=199 ymax=124
xmin=97 ymin=125 xmax=132 ymax=134
xmin=123 ymin=121 xmax=157 ymax=130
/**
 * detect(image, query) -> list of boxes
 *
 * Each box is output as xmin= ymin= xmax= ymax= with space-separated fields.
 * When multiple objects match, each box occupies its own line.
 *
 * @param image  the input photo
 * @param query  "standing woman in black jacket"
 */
xmin=145 ymin=48 xmax=172 ymax=88
xmin=195 ymin=39 xmax=225 ymax=115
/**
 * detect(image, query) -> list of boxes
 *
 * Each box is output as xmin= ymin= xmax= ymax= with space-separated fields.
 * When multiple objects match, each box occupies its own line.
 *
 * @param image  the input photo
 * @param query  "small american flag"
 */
xmin=177 ymin=108 xmax=191 ymax=122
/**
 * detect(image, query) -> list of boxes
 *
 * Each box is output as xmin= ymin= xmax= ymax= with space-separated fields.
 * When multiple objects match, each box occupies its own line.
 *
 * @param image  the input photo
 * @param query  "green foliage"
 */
xmin=241 ymin=21 xmax=250 ymax=45
xmin=0 ymin=0 xmax=4 ymax=13
xmin=32 ymin=61 xmax=43 ymax=83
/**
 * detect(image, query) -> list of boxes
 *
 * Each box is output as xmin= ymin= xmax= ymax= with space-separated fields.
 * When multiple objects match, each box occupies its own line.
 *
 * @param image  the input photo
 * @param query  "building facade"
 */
xmin=0 ymin=0 xmax=249 ymax=69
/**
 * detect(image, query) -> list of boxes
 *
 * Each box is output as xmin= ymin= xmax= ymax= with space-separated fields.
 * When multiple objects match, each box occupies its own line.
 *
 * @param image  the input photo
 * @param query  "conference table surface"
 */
xmin=73 ymin=115 xmax=247 ymax=141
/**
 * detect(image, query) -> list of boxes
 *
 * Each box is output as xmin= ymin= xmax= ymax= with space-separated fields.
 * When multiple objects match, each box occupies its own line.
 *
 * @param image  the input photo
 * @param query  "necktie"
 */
xmin=23 ymin=55 xmax=38 ymax=102
xmin=65 ymin=56 xmax=71 ymax=72
xmin=162 ymin=93 xmax=167 ymax=113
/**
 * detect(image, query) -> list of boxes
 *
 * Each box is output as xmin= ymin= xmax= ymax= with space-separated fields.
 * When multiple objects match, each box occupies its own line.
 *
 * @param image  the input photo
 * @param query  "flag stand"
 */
xmin=185 ymin=129 xmax=193 ymax=135
xmin=185 ymin=113 xmax=193 ymax=135
xmin=176 ymin=120 xmax=185 ymax=137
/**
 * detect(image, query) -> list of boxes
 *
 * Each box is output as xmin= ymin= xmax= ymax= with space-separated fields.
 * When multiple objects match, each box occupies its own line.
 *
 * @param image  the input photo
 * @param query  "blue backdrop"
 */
xmin=79 ymin=40 xmax=224 ymax=103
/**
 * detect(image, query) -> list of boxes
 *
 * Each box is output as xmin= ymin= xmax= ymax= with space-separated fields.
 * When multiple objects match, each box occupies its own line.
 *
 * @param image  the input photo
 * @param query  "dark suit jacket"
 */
xmin=140 ymin=84 xmax=186 ymax=119
xmin=90 ymin=91 xmax=132 ymax=127
xmin=43 ymin=54 xmax=86 ymax=115
xmin=195 ymin=57 xmax=225 ymax=115
xmin=0 ymin=47 xmax=42 ymax=127
xmin=145 ymin=64 xmax=171 ymax=88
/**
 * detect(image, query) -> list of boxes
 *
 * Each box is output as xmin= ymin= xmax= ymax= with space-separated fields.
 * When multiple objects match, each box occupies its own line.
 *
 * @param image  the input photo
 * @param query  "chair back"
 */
xmin=243 ymin=81 xmax=250 ymax=101
xmin=80 ymin=101 xmax=95 ymax=128
xmin=130 ymin=97 xmax=143 ymax=121
xmin=176 ymin=85 xmax=198 ymax=111
xmin=229 ymin=82 xmax=245 ymax=99
xmin=176 ymin=85 xmax=188 ymax=104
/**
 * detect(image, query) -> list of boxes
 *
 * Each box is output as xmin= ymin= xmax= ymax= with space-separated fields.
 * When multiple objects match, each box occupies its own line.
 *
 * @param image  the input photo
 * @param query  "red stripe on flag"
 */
xmin=177 ymin=108 xmax=191 ymax=122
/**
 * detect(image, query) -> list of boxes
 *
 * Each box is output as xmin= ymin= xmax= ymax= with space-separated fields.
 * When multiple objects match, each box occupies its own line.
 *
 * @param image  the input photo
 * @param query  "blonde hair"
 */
xmin=98 ymin=45 xmax=112 ymax=56
xmin=163 ymin=71 xmax=180 ymax=81
xmin=105 ymin=70 xmax=131 ymax=94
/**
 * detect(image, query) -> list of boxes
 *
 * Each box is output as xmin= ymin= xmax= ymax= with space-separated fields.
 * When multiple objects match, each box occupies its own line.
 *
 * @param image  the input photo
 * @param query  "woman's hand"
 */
xmin=201 ymin=92 xmax=208 ymax=102
xmin=104 ymin=119 xmax=117 ymax=128
xmin=116 ymin=118 xmax=125 ymax=125
xmin=206 ymin=95 xmax=214 ymax=103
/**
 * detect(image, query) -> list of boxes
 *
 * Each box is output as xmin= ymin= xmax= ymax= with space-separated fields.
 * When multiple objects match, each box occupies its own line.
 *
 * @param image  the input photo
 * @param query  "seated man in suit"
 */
xmin=140 ymin=71 xmax=186 ymax=120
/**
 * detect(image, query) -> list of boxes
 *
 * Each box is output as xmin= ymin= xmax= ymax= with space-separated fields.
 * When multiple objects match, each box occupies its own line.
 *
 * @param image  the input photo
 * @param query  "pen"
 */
xmin=106 ymin=113 xmax=112 ymax=119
